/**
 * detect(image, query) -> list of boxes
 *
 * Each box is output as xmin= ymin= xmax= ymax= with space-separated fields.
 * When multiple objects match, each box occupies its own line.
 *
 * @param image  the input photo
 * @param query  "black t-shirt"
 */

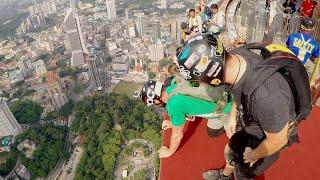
xmin=231 ymin=53 xmax=296 ymax=140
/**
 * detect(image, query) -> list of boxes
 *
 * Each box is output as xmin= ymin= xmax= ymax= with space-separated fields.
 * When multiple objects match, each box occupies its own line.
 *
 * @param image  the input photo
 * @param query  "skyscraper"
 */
xmin=64 ymin=9 xmax=88 ymax=67
xmin=152 ymin=20 xmax=161 ymax=43
xmin=150 ymin=41 xmax=164 ymax=62
xmin=125 ymin=8 xmax=133 ymax=20
xmin=0 ymin=98 xmax=22 ymax=137
xmin=171 ymin=18 xmax=183 ymax=45
xmin=134 ymin=13 xmax=147 ymax=37
xmin=87 ymin=48 xmax=103 ymax=90
xmin=106 ymin=0 xmax=117 ymax=20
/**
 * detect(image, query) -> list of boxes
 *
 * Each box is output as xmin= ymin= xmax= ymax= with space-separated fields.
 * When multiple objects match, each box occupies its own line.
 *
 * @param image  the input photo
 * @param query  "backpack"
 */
xmin=167 ymin=75 xmax=229 ymax=112
xmin=234 ymin=43 xmax=312 ymax=123
xmin=228 ymin=43 xmax=312 ymax=177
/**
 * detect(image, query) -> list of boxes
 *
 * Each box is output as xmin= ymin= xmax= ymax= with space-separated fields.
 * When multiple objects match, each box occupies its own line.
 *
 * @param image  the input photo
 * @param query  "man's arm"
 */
xmin=159 ymin=123 xmax=185 ymax=158
xmin=225 ymin=99 xmax=237 ymax=138
xmin=243 ymin=122 xmax=289 ymax=166
xmin=253 ymin=122 xmax=289 ymax=160
xmin=244 ymin=89 xmax=292 ymax=165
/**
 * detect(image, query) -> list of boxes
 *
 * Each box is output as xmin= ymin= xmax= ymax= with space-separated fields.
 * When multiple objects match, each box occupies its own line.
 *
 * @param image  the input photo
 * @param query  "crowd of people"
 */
xmin=140 ymin=0 xmax=319 ymax=179
xmin=181 ymin=0 xmax=226 ymax=45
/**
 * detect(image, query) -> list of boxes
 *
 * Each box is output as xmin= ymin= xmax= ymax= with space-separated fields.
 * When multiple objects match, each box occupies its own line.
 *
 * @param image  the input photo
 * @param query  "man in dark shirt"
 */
xmin=175 ymin=34 xmax=298 ymax=179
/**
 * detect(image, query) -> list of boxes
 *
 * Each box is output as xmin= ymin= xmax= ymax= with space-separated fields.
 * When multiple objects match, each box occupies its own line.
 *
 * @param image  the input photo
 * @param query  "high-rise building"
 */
xmin=0 ymin=98 xmax=22 ymax=137
xmin=87 ymin=48 xmax=103 ymax=90
xmin=150 ymin=41 xmax=164 ymax=62
xmin=152 ymin=20 xmax=161 ymax=42
xmin=171 ymin=18 xmax=183 ymax=45
xmin=45 ymin=72 xmax=68 ymax=110
xmin=134 ymin=13 xmax=147 ymax=37
xmin=64 ymin=9 xmax=88 ymax=67
xmin=125 ymin=8 xmax=133 ymax=20
xmin=106 ymin=0 xmax=117 ymax=20
xmin=127 ymin=21 xmax=136 ymax=38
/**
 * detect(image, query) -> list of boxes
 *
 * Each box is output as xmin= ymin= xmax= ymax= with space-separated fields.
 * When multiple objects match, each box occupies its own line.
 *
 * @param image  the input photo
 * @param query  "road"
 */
xmin=57 ymin=144 xmax=83 ymax=180
xmin=46 ymin=121 xmax=73 ymax=180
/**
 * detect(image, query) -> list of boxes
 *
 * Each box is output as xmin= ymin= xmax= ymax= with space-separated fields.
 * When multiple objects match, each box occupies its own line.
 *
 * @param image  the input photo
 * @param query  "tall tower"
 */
xmin=106 ymin=0 xmax=117 ymax=20
xmin=64 ymin=9 xmax=88 ymax=67
xmin=152 ymin=20 xmax=161 ymax=43
xmin=134 ymin=13 xmax=146 ymax=37
xmin=87 ymin=48 xmax=103 ymax=90
xmin=0 ymin=98 xmax=22 ymax=136
xmin=150 ymin=41 xmax=164 ymax=62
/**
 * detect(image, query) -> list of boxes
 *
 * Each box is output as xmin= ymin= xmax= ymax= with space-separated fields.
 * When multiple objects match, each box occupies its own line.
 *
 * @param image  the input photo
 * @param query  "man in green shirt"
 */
xmin=141 ymin=78 xmax=232 ymax=158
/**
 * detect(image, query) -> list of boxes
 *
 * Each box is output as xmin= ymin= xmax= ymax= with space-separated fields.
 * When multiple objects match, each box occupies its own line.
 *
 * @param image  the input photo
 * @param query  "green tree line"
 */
xmin=71 ymin=93 xmax=162 ymax=179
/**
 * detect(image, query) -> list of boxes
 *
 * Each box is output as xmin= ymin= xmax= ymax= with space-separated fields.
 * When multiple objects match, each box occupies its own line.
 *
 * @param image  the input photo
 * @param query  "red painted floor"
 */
xmin=160 ymin=107 xmax=320 ymax=180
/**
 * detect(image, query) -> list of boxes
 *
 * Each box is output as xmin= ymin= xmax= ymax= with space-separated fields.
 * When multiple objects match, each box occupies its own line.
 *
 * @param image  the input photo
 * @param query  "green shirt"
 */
xmin=165 ymin=83 xmax=233 ymax=127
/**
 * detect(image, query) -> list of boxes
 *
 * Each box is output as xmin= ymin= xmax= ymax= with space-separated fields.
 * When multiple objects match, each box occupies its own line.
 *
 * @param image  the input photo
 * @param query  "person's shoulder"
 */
xmin=253 ymin=72 xmax=291 ymax=100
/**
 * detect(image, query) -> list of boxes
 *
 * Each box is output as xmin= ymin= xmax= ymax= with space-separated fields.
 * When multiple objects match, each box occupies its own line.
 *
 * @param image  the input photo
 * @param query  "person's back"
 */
xmin=165 ymin=78 xmax=232 ymax=127
xmin=286 ymin=33 xmax=319 ymax=64
xmin=300 ymin=0 xmax=316 ymax=17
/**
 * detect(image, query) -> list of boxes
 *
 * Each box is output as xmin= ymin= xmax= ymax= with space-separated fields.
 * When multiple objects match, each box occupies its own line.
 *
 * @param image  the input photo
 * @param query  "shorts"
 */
xmin=224 ymin=145 xmax=280 ymax=179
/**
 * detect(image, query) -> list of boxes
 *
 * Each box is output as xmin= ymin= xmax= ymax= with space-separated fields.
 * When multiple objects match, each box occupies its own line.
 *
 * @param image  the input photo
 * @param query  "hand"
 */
xmin=158 ymin=146 xmax=174 ymax=158
xmin=162 ymin=120 xmax=173 ymax=130
xmin=225 ymin=117 xmax=236 ymax=138
xmin=243 ymin=147 xmax=258 ymax=167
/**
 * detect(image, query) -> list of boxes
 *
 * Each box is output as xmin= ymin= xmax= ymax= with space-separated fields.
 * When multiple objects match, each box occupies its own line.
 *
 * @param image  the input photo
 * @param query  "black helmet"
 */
xmin=175 ymin=33 xmax=225 ymax=86
xmin=301 ymin=17 xmax=315 ymax=30
xmin=141 ymin=80 xmax=163 ymax=106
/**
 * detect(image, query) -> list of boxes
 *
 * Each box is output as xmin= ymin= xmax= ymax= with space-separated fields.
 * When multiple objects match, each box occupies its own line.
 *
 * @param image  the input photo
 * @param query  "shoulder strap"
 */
xmin=168 ymin=75 xmax=229 ymax=112
xmin=168 ymin=75 xmax=227 ymax=101
xmin=240 ymin=43 xmax=311 ymax=121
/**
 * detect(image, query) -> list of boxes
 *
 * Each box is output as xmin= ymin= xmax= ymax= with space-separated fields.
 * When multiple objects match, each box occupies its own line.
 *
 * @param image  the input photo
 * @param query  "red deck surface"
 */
xmin=160 ymin=107 xmax=320 ymax=180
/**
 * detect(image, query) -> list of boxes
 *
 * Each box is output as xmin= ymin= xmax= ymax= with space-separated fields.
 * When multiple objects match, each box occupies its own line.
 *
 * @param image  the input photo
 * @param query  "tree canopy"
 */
xmin=72 ymin=93 xmax=162 ymax=179
xmin=16 ymin=124 xmax=69 ymax=179
xmin=11 ymin=100 xmax=43 ymax=124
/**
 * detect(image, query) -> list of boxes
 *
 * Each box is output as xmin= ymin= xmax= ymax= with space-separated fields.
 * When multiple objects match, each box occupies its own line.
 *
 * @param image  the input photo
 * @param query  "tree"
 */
xmin=16 ymin=125 xmax=68 ymax=179
xmin=72 ymin=93 xmax=162 ymax=179
xmin=11 ymin=100 xmax=43 ymax=124
xmin=159 ymin=58 xmax=172 ymax=68
xmin=59 ymin=100 xmax=75 ymax=117
xmin=148 ymin=72 xmax=156 ymax=79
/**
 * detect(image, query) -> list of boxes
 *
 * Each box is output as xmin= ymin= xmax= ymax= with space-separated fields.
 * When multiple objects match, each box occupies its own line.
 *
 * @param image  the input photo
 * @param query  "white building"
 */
xmin=134 ymin=13 xmax=147 ymax=37
xmin=0 ymin=98 xmax=22 ymax=137
xmin=64 ymin=9 xmax=88 ymax=67
xmin=149 ymin=41 xmax=164 ymax=62
xmin=106 ymin=0 xmax=117 ymax=20
xmin=87 ymin=48 xmax=104 ymax=89
xmin=127 ymin=21 xmax=136 ymax=38
xmin=112 ymin=55 xmax=130 ymax=72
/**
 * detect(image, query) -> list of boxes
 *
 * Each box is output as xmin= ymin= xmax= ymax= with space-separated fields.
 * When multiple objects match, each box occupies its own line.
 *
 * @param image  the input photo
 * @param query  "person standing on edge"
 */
xmin=174 ymin=33 xmax=311 ymax=179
